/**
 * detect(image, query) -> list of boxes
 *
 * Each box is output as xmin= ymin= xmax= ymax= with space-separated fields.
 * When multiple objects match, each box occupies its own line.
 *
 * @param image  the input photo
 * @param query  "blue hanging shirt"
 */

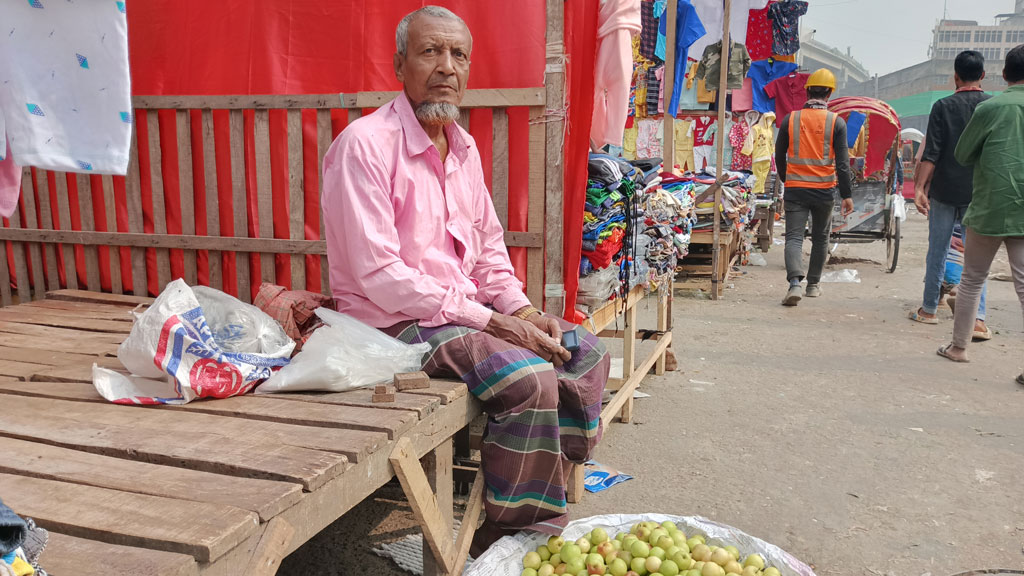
xmin=747 ymin=59 xmax=799 ymax=114
xmin=668 ymin=0 xmax=707 ymax=117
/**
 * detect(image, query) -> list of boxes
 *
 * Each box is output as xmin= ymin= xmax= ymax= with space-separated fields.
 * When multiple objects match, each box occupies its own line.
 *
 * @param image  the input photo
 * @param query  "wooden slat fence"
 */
xmin=0 ymin=88 xmax=547 ymax=306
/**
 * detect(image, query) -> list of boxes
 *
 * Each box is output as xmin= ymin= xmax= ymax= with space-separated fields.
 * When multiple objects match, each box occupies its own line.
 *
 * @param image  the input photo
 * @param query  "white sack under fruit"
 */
xmin=92 ymin=279 xmax=294 ymax=404
xmin=465 ymin=514 xmax=816 ymax=576
xmin=254 ymin=307 xmax=430 ymax=394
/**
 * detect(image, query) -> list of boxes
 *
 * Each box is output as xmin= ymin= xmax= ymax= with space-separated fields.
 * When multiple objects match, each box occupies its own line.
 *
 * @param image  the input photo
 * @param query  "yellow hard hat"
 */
xmin=805 ymin=68 xmax=837 ymax=90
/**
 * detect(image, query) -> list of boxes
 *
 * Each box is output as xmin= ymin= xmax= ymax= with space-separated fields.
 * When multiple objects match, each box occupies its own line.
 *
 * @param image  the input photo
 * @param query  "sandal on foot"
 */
xmin=937 ymin=344 xmax=969 ymax=363
xmin=972 ymin=326 xmax=993 ymax=341
xmin=909 ymin=309 xmax=939 ymax=325
xmin=1017 ymin=374 xmax=1024 ymax=386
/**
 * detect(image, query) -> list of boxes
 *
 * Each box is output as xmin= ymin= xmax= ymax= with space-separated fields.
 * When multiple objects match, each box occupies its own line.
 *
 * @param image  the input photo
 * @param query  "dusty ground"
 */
xmin=280 ymin=210 xmax=1024 ymax=576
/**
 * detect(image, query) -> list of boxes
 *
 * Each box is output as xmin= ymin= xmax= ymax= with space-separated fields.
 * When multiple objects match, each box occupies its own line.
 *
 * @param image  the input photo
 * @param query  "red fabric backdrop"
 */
xmin=10 ymin=1 xmax=595 ymax=319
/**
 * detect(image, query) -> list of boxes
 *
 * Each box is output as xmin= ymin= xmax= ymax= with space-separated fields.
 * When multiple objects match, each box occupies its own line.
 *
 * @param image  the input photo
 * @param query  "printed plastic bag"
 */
xmin=466 ymin=514 xmax=816 ymax=576
xmin=92 ymin=279 xmax=294 ymax=404
xmin=254 ymin=307 xmax=431 ymax=394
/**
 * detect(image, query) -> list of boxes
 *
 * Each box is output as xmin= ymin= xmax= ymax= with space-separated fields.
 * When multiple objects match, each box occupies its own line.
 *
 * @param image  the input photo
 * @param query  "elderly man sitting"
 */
xmin=321 ymin=6 xmax=611 ymax=553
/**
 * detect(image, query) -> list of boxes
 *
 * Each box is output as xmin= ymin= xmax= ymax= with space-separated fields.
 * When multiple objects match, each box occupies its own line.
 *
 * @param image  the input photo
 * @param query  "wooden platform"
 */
xmin=673 ymin=228 xmax=741 ymax=297
xmin=0 ymin=290 xmax=482 ymax=576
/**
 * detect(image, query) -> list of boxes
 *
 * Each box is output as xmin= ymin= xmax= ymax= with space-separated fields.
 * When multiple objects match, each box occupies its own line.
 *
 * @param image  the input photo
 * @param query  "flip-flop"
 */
xmin=937 ymin=344 xmax=969 ymax=363
xmin=909 ymin=309 xmax=939 ymax=324
xmin=972 ymin=327 xmax=993 ymax=341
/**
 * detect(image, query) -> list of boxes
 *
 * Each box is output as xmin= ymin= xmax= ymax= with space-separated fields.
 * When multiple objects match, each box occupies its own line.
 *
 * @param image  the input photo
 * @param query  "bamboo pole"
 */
xmin=663 ymin=4 xmax=677 ymax=170
xmin=711 ymin=0 xmax=731 ymax=300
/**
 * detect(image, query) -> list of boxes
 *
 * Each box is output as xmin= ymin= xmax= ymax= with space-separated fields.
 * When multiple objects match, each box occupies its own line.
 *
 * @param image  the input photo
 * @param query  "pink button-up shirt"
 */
xmin=322 ymin=92 xmax=532 ymax=331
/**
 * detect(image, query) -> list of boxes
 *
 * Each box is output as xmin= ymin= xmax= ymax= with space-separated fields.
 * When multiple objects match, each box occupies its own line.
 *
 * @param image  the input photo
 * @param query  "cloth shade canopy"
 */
xmin=828 ymin=96 xmax=902 ymax=178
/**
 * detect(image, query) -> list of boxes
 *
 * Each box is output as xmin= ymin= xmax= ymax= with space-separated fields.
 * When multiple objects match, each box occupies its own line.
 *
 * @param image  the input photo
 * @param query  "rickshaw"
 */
xmin=825 ymin=96 xmax=904 ymax=272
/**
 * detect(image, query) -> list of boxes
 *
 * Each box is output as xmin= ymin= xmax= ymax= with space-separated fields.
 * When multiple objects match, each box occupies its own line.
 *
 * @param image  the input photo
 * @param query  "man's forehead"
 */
xmin=408 ymin=15 xmax=472 ymax=46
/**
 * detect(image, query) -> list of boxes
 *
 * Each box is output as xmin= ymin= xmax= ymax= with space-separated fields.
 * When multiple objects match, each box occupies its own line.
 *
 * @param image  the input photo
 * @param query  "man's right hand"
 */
xmin=484 ymin=313 xmax=571 ymax=368
xmin=914 ymin=188 xmax=930 ymax=216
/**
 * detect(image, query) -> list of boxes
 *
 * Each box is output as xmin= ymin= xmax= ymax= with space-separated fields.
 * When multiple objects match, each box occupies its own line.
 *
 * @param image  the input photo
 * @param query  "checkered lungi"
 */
xmin=387 ymin=314 xmax=610 ymax=534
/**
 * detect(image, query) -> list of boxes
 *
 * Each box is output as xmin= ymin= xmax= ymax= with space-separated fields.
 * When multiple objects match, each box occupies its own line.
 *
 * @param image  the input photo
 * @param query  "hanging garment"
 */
xmin=667 ymin=0 xmax=707 ymax=117
xmin=654 ymin=0 xmax=668 ymax=61
xmin=598 ymin=0 xmax=643 ymax=38
xmin=696 ymin=41 xmax=751 ymax=91
xmin=692 ymin=116 xmax=716 ymax=171
xmin=750 ymin=111 xmax=776 ymax=163
xmin=729 ymin=120 xmax=752 ymax=170
xmin=732 ymin=77 xmax=755 ymax=111
xmin=673 ymin=118 xmax=696 ymax=171
xmin=689 ymin=0 xmax=769 ymax=60
xmin=646 ymin=66 xmax=662 ymax=116
xmin=636 ymin=118 xmax=663 ymax=159
xmin=0 ymin=0 xmax=132 ymax=175
xmin=623 ymin=125 xmax=639 ymax=159
xmin=656 ymin=66 xmax=666 ymax=114
xmin=767 ymin=0 xmax=808 ymax=56
xmin=639 ymin=0 xmax=661 ymax=61
xmin=676 ymin=59 xmax=709 ymax=112
xmin=696 ymin=77 xmax=717 ymax=103
xmin=746 ymin=1 xmax=777 ymax=61
xmin=764 ymin=72 xmax=810 ymax=118
xmin=752 ymin=159 xmax=771 ymax=195
xmin=592 ymin=29 xmax=636 ymax=148
xmin=747 ymin=59 xmax=799 ymax=113
xmin=722 ymin=119 xmax=736 ymax=169
xmin=0 ymin=139 xmax=21 ymax=219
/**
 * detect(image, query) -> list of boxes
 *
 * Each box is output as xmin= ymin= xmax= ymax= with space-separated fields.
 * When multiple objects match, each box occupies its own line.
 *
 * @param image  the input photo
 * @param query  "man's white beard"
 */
xmin=416 ymin=101 xmax=460 ymax=126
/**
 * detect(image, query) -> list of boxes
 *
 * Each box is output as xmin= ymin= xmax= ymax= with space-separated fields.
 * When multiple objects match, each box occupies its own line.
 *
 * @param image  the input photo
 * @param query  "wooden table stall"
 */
xmin=0 ymin=289 xmax=483 ymax=576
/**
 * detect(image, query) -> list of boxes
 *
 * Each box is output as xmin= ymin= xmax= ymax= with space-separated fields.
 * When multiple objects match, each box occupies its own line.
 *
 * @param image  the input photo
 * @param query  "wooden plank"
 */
xmin=0 ymin=332 xmax=116 ymax=355
xmin=656 ymin=290 xmax=669 ymax=375
xmin=422 ymin=438 xmax=453 ymax=576
xmin=265 ymin=388 xmax=440 ymax=419
xmin=43 ymin=532 xmax=199 ymax=576
xmin=0 ymin=227 xmax=542 ymax=251
xmin=0 ymin=394 xmax=352 ymax=489
xmin=173 ymin=395 xmax=418 ymax=439
xmin=0 ymin=232 xmax=10 ymax=306
xmin=566 ymin=461 xmax=585 ymax=504
xmin=201 ymin=110 xmax=222 ymax=291
xmin=389 ymin=437 xmax=456 ymax=574
xmin=229 ymin=110 xmax=251 ymax=302
xmin=0 ymin=320 xmax=124 ymax=344
xmin=126 ymin=121 xmax=148 ymax=297
xmin=19 ymin=168 xmax=45 ymax=300
xmin=17 ymin=298 xmax=137 ymax=320
xmin=0 ymin=473 xmax=258 ymax=563
xmin=29 ymin=357 xmax=127 ymax=383
xmin=457 ymin=109 xmax=471 ymax=132
xmin=53 ymin=172 xmax=79 ymax=289
xmin=316 ymin=109 xmax=332 ymax=295
xmin=0 ymin=436 xmax=302 ymax=522
xmin=242 ymin=517 xmax=294 ymax=576
xmin=342 ymin=88 xmax=545 ymax=109
xmin=253 ymin=109 xmax=275 ymax=285
xmin=491 ymin=108 xmax=509 ymax=229
xmin=622 ymin=302 xmax=637 ymax=381
xmin=147 ymin=110 xmax=172 ymax=293
xmin=0 ymin=345 xmax=103 ymax=367
xmin=176 ymin=110 xmax=198 ymax=285
xmin=76 ymin=174 xmax=102 ymax=291
xmin=100 ymin=175 xmax=123 ymax=294
xmin=543 ymin=0 xmax=566 ymax=317
xmin=526 ymin=106 xmax=546 ymax=308
xmin=401 ymin=379 xmax=468 ymax=405
xmin=450 ymin=467 xmax=485 ymax=576
xmin=33 ymin=170 xmax=60 ymax=291
xmin=0 ymin=308 xmax=131 ymax=333
xmin=0 ymin=381 xmax=385 ymax=462
xmin=287 ymin=109 xmax=305 ymax=291
xmin=47 ymin=289 xmax=151 ymax=306
xmin=7 ymin=184 xmax=32 ymax=304
xmin=584 ymin=285 xmax=645 ymax=335
xmin=600 ymin=332 xmax=672 ymax=429
xmin=0 ymin=359 xmax=53 ymax=380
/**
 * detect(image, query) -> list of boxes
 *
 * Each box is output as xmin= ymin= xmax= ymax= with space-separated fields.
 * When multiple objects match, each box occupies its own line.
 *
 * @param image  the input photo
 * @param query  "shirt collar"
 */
xmin=394 ymin=91 xmax=471 ymax=163
xmin=804 ymin=99 xmax=829 ymax=110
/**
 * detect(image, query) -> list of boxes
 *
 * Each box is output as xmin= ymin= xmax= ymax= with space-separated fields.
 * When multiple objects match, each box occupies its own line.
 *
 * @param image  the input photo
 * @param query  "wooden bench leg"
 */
xmin=655 ymin=289 xmax=669 ymax=376
xmin=390 ymin=436 xmax=486 ymax=576
xmin=620 ymin=304 xmax=636 ymax=423
xmin=566 ymin=462 xmax=585 ymax=504
xmin=242 ymin=517 xmax=295 ymax=576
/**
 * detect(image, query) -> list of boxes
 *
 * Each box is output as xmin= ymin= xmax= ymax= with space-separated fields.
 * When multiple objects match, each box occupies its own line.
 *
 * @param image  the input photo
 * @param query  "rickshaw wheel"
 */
xmin=886 ymin=211 xmax=900 ymax=273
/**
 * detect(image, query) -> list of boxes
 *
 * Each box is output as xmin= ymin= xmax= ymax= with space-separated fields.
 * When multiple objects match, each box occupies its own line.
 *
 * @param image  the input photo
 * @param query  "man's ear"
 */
xmin=394 ymin=53 xmax=405 ymax=83
xmin=980 ymin=70 xmax=986 ymax=81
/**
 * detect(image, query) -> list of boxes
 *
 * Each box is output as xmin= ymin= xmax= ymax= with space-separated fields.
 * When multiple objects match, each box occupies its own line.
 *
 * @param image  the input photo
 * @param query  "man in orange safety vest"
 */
xmin=774 ymin=68 xmax=854 ymax=306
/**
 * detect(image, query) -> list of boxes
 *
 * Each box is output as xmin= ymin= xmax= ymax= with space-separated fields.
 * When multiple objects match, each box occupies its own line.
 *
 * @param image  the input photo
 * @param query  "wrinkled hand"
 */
xmin=484 ymin=313 xmax=571 ymax=367
xmin=914 ymin=189 xmax=930 ymax=216
xmin=841 ymin=198 xmax=855 ymax=218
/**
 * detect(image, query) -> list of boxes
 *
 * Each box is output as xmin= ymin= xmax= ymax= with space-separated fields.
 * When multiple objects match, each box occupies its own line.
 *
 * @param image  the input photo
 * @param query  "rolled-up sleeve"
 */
xmin=468 ymin=165 xmax=533 ymax=316
xmin=322 ymin=131 xmax=493 ymax=330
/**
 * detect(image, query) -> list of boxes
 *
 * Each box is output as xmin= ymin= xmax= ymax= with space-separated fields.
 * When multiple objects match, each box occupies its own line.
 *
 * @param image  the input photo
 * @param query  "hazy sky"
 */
xmin=801 ymin=0 xmax=1017 ymax=76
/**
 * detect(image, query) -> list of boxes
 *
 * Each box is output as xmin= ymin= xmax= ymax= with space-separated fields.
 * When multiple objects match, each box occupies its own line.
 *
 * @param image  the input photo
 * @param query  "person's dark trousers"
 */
xmin=784 ymin=195 xmax=835 ymax=286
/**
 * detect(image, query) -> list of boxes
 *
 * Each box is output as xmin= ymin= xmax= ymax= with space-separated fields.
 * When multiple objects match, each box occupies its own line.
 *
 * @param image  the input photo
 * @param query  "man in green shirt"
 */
xmin=938 ymin=45 xmax=1024 ymax=387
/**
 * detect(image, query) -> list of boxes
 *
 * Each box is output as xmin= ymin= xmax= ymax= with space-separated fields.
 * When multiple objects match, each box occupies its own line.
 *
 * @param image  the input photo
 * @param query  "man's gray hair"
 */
xmin=395 ymin=6 xmax=469 ymax=56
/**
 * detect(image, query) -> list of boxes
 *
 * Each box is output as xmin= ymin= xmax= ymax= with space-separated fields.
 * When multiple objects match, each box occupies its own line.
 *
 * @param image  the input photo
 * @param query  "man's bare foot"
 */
xmin=937 ymin=343 xmax=969 ymax=363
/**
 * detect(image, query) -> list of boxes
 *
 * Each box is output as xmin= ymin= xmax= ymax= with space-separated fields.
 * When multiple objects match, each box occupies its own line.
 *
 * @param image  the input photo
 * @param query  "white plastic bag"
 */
xmin=254 ymin=307 xmax=431 ymax=394
xmin=93 ymin=279 xmax=294 ymax=404
xmin=820 ymin=269 xmax=861 ymax=283
xmin=466 ymin=514 xmax=816 ymax=576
